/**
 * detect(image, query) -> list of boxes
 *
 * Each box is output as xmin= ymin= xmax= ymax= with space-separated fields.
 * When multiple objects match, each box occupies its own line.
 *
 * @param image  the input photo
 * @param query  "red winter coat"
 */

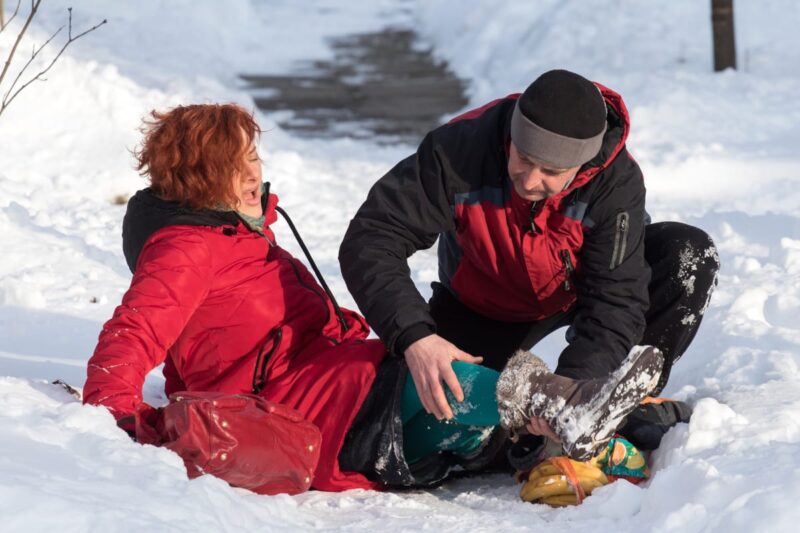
xmin=84 ymin=189 xmax=387 ymax=491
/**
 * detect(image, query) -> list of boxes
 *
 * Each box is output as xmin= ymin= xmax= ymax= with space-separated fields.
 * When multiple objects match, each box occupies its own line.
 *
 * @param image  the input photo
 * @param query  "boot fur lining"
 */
xmin=495 ymin=350 xmax=550 ymax=430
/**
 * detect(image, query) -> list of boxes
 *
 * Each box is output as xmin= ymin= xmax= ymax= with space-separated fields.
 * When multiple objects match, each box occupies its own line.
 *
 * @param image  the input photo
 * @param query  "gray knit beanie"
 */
xmin=510 ymin=69 xmax=607 ymax=168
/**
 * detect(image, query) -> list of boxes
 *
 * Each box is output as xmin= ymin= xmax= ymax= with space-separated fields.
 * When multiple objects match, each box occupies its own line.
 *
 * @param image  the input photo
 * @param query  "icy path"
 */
xmin=241 ymin=27 xmax=467 ymax=145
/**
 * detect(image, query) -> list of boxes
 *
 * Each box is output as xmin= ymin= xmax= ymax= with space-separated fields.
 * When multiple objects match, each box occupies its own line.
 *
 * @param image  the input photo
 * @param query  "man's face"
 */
xmin=507 ymin=142 xmax=580 ymax=202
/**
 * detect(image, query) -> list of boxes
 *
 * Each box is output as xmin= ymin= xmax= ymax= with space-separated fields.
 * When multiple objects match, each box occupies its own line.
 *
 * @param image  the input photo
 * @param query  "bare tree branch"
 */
xmin=0 ymin=5 xmax=107 ymax=118
xmin=3 ymin=24 xmax=62 ymax=101
xmin=0 ymin=0 xmax=38 ymax=88
xmin=1 ymin=1 xmax=22 ymax=34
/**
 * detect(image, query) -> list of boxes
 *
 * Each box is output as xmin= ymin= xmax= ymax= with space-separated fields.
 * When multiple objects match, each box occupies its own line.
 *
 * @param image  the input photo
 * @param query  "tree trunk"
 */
xmin=712 ymin=0 xmax=737 ymax=71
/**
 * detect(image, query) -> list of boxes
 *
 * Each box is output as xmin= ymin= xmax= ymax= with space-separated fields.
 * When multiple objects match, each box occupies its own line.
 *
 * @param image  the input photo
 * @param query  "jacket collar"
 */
xmin=122 ymin=182 xmax=278 ymax=273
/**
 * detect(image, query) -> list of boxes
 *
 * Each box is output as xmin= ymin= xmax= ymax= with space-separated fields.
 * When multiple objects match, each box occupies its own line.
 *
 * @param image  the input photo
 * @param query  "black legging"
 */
xmin=429 ymin=222 xmax=720 ymax=395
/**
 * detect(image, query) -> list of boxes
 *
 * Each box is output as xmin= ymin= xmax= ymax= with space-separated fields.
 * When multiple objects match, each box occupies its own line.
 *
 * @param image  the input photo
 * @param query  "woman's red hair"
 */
xmin=134 ymin=103 xmax=261 ymax=210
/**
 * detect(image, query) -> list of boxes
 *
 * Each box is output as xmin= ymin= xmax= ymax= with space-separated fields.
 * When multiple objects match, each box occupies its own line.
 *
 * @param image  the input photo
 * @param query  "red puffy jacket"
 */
xmin=84 ymin=189 xmax=386 ymax=491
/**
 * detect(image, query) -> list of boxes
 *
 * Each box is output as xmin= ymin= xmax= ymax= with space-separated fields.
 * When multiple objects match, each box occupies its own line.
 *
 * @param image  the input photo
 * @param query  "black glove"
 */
xmin=116 ymin=404 xmax=162 ymax=442
xmin=506 ymin=434 xmax=546 ymax=472
xmin=617 ymin=399 xmax=693 ymax=450
xmin=116 ymin=415 xmax=137 ymax=439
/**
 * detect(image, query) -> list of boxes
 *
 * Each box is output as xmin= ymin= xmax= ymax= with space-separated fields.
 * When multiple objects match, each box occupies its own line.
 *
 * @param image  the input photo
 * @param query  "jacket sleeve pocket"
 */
xmin=609 ymin=211 xmax=630 ymax=270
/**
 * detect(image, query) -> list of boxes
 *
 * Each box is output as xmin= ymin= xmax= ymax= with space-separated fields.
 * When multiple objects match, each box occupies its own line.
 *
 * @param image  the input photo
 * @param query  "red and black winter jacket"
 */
xmin=339 ymin=83 xmax=650 ymax=379
xmin=84 ymin=188 xmax=387 ymax=491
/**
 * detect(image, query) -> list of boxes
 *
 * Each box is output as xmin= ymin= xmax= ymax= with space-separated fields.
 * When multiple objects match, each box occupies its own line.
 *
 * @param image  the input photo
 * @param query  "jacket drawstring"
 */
xmin=275 ymin=204 xmax=350 ymax=333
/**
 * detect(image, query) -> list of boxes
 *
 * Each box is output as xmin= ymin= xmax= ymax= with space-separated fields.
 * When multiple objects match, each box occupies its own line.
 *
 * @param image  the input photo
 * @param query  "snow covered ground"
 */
xmin=1 ymin=0 xmax=799 ymax=531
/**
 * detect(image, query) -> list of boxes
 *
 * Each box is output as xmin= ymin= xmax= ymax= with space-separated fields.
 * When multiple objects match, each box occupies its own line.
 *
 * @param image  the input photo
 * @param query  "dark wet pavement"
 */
xmin=240 ymin=28 xmax=468 ymax=146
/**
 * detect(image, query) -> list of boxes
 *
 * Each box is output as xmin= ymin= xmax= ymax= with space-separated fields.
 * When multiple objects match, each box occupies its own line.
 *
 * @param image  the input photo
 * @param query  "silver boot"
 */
xmin=496 ymin=346 xmax=664 ymax=460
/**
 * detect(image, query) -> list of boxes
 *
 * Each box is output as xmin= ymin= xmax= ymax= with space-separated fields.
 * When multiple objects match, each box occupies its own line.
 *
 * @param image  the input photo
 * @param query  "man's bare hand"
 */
xmin=526 ymin=417 xmax=561 ymax=442
xmin=404 ymin=334 xmax=483 ymax=420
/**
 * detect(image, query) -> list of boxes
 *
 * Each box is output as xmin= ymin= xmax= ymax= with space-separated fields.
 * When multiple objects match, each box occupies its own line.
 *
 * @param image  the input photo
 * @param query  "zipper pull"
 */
xmin=560 ymin=250 xmax=575 ymax=291
xmin=529 ymin=201 xmax=540 ymax=234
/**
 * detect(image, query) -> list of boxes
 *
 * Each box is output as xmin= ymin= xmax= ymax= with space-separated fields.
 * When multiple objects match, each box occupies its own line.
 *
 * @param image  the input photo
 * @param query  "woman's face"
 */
xmin=233 ymin=144 xmax=264 ymax=218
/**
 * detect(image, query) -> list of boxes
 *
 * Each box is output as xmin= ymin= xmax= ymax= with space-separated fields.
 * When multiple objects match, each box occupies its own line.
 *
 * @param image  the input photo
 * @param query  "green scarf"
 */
xmin=237 ymin=210 xmax=266 ymax=233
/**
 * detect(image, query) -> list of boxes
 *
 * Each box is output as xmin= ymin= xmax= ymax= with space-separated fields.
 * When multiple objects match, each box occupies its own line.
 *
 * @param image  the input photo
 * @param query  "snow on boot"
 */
xmin=495 ymin=351 xmax=551 ymax=431
xmin=496 ymin=346 xmax=664 ymax=461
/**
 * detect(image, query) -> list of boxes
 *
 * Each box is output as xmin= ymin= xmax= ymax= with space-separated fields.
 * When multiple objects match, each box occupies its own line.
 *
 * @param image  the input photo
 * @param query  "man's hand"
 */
xmin=526 ymin=417 xmax=561 ymax=442
xmin=404 ymin=334 xmax=483 ymax=420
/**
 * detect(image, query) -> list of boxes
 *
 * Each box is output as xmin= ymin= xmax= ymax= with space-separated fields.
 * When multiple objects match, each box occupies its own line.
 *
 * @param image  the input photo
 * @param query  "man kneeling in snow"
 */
xmin=339 ymin=69 xmax=719 ymax=477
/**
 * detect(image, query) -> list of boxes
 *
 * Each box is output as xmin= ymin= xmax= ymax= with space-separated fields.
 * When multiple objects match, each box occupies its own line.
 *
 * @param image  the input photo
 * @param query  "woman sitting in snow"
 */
xmin=84 ymin=103 xmax=666 ymax=496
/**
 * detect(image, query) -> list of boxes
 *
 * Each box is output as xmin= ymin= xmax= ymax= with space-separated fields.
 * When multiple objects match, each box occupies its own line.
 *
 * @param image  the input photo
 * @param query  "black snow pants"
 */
xmin=430 ymin=222 xmax=720 ymax=395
